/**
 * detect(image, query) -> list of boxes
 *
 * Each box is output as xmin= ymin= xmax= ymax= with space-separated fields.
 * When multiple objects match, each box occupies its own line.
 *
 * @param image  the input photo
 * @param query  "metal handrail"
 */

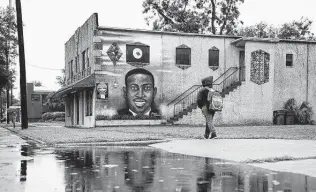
xmin=167 ymin=85 xmax=201 ymax=106
xmin=213 ymin=67 xmax=238 ymax=84
xmin=171 ymin=67 xmax=241 ymax=118
xmin=168 ymin=67 xmax=238 ymax=107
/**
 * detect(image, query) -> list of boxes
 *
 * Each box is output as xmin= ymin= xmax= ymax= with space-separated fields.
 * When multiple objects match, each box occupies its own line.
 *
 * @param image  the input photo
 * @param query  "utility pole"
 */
xmin=6 ymin=44 xmax=10 ymax=124
xmin=16 ymin=0 xmax=28 ymax=129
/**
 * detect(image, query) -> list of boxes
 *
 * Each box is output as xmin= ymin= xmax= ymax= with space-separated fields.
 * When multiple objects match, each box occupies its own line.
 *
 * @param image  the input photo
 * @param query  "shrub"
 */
xmin=95 ymin=114 xmax=161 ymax=120
xmin=284 ymin=98 xmax=314 ymax=125
xmin=42 ymin=112 xmax=65 ymax=122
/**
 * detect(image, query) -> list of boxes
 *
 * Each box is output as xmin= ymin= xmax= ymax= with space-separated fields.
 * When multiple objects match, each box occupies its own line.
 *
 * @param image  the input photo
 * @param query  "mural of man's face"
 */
xmin=124 ymin=73 xmax=157 ymax=115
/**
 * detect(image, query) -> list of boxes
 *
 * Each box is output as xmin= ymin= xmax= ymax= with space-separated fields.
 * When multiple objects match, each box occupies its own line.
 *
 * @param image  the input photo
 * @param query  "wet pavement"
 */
xmin=2 ymin=128 xmax=316 ymax=191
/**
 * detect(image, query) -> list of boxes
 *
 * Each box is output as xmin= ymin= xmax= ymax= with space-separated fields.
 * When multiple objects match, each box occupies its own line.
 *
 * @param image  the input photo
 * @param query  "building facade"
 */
xmin=27 ymin=83 xmax=53 ymax=121
xmin=54 ymin=13 xmax=316 ymax=128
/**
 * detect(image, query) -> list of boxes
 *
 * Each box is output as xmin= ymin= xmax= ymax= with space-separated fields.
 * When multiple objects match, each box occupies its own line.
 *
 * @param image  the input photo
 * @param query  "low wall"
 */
xmin=96 ymin=120 xmax=163 ymax=127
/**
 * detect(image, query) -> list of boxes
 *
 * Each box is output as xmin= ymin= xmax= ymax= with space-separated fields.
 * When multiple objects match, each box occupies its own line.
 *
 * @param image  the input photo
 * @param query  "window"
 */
xmin=31 ymin=94 xmax=40 ymax=101
xmin=74 ymin=56 xmax=78 ymax=74
xmin=286 ymin=54 xmax=293 ymax=67
xmin=176 ymin=44 xmax=191 ymax=66
xmin=82 ymin=51 xmax=86 ymax=70
xmin=86 ymin=48 xmax=90 ymax=67
xmin=41 ymin=94 xmax=48 ymax=104
xmin=86 ymin=90 xmax=93 ymax=116
xmin=209 ymin=47 xmax=219 ymax=68
xmin=69 ymin=60 xmax=73 ymax=78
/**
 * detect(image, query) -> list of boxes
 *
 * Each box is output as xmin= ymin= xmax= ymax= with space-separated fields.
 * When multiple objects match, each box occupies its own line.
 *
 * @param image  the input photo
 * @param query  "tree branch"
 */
xmin=219 ymin=0 xmax=233 ymax=35
xmin=210 ymin=0 xmax=216 ymax=34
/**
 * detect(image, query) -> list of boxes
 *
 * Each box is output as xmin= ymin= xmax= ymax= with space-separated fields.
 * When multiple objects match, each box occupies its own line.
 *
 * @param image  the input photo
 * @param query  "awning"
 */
xmin=52 ymin=74 xmax=95 ymax=99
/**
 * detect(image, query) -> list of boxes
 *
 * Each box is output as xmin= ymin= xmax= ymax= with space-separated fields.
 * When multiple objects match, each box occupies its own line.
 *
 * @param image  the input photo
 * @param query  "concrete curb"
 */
xmin=1 ymin=126 xmax=46 ymax=147
xmin=54 ymin=139 xmax=170 ymax=148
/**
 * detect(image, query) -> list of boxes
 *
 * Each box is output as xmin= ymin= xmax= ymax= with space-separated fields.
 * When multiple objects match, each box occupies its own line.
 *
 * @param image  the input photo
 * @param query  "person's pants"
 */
xmin=202 ymin=106 xmax=215 ymax=135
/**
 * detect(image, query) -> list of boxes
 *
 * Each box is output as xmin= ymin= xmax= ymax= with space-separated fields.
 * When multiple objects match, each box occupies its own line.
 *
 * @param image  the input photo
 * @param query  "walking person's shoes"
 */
xmin=210 ymin=132 xmax=217 ymax=139
xmin=204 ymin=133 xmax=210 ymax=139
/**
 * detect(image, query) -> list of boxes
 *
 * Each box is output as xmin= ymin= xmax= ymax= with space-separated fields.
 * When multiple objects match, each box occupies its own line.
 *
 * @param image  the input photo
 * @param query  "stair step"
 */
xmin=191 ymin=103 xmax=198 ymax=109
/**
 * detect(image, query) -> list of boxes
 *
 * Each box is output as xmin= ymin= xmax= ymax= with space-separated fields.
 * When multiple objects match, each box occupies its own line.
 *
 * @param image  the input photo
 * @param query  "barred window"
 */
xmin=86 ymin=90 xmax=93 ymax=116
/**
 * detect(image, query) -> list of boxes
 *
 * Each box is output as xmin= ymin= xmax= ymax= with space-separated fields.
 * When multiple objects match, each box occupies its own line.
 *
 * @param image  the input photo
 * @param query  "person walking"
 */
xmin=11 ymin=111 xmax=16 ymax=128
xmin=197 ymin=76 xmax=218 ymax=139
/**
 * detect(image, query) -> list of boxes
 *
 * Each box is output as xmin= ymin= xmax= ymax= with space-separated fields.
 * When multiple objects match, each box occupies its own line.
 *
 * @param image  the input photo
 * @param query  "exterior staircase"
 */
xmin=167 ymin=67 xmax=244 ymax=124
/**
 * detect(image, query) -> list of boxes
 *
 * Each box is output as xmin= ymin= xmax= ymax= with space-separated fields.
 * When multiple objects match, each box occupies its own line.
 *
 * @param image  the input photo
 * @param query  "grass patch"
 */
xmin=243 ymin=156 xmax=316 ymax=164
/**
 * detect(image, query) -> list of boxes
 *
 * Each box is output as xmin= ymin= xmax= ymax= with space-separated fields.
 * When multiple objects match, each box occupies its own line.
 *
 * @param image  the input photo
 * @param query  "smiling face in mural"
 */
xmin=123 ymin=72 xmax=157 ymax=115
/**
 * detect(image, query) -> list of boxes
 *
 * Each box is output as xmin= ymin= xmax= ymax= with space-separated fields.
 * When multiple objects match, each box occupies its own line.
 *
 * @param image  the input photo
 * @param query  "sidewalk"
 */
xmin=2 ymin=122 xmax=316 ymax=146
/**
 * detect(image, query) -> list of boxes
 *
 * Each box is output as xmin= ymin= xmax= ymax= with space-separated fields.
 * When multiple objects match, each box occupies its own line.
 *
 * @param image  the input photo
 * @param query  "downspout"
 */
xmin=306 ymin=43 xmax=309 ymax=102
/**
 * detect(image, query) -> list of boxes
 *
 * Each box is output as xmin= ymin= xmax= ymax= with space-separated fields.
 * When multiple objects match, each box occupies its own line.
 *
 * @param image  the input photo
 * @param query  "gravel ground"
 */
xmin=2 ymin=122 xmax=316 ymax=145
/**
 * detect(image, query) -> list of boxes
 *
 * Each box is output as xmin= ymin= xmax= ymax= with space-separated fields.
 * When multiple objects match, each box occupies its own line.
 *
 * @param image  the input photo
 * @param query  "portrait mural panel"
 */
xmin=116 ymin=68 xmax=161 ymax=120
xmin=250 ymin=50 xmax=270 ymax=85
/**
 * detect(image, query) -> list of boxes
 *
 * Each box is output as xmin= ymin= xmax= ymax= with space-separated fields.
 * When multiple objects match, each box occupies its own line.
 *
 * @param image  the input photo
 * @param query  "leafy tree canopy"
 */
xmin=0 ymin=6 xmax=18 ymax=91
xmin=236 ymin=17 xmax=315 ymax=40
xmin=143 ymin=0 xmax=244 ymax=35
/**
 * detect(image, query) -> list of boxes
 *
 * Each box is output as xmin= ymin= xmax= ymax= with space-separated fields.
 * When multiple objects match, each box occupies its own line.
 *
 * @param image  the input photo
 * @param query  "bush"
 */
xmin=42 ymin=112 xmax=65 ymax=122
xmin=284 ymin=98 xmax=314 ymax=124
xmin=95 ymin=114 xmax=161 ymax=120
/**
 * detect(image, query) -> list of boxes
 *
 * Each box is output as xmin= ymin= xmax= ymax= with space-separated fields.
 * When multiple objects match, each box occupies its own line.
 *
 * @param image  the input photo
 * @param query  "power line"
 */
xmin=26 ymin=63 xmax=63 ymax=71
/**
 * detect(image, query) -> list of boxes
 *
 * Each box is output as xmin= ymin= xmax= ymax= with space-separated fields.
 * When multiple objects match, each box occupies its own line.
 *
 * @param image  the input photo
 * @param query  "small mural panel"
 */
xmin=126 ymin=42 xmax=150 ymax=67
xmin=250 ymin=50 xmax=270 ymax=85
xmin=106 ymin=42 xmax=123 ymax=66
xmin=96 ymin=82 xmax=108 ymax=100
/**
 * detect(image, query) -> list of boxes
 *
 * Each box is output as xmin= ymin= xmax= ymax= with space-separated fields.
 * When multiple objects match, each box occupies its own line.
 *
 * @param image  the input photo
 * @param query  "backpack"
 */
xmin=206 ymin=88 xmax=223 ymax=111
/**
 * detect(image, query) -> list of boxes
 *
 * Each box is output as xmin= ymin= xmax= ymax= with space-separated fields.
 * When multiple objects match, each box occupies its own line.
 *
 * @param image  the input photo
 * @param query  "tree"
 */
xmin=142 ymin=0 xmax=244 ymax=35
xmin=237 ymin=22 xmax=278 ymax=38
xmin=278 ymin=17 xmax=315 ymax=40
xmin=56 ymin=69 xmax=66 ymax=87
xmin=32 ymin=80 xmax=42 ymax=87
xmin=0 ymin=6 xmax=18 ymax=91
xmin=237 ymin=17 xmax=316 ymax=40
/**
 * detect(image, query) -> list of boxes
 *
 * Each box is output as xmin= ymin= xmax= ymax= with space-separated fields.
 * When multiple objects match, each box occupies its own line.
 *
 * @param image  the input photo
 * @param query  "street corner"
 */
xmin=149 ymin=139 xmax=316 ymax=163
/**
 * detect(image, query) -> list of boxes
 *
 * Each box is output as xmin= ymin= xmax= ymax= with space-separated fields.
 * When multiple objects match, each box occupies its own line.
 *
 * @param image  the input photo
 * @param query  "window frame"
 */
xmin=175 ymin=44 xmax=191 ymax=69
xmin=286 ymin=53 xmax=293 ymax=67
xmin=209 ymin=46 xmax=220 ymax=68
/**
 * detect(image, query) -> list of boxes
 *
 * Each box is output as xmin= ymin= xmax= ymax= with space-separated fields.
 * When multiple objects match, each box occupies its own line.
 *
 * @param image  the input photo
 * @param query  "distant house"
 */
xmin=27 ymin=83 xmax=54 ymax=121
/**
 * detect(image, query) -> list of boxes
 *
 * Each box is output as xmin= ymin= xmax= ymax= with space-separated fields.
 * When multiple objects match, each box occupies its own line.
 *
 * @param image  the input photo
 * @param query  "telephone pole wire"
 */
xmin=16 ymin=0 xmax=28 ymax=129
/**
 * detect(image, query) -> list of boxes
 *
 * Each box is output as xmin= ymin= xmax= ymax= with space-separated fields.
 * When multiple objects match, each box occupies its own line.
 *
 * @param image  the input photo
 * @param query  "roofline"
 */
xmin=279 ymin=39 xmax=316 ymax=44
xmin=97 ymin=26 xmax=241 ymax=39
xmin=231 ymin=37 xmax=316 ymax=45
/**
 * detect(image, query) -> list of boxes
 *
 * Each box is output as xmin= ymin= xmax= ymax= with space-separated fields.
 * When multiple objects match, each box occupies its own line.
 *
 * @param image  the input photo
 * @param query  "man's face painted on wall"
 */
xmin=123 ymin=73 xmax=157 ymax=115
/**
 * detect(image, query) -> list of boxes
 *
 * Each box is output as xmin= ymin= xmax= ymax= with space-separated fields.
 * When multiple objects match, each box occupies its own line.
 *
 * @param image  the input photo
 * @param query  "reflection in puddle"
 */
xmin=2 ymin=146 xmax=316 ymax=192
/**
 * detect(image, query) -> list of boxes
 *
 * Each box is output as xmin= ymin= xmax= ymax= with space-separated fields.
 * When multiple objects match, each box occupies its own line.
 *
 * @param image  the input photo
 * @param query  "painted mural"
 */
xmin=117 ymin=68 xmax=161 ymax=119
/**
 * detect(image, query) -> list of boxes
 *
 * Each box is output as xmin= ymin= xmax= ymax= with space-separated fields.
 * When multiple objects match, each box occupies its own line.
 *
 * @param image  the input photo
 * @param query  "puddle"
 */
xmin=1 ymin=145 xmax=316 ymax=192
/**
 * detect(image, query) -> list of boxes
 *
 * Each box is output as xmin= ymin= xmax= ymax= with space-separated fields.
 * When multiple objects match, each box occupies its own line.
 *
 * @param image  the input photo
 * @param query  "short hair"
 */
xmin=125 ymin=68 xmax=155 ymax=86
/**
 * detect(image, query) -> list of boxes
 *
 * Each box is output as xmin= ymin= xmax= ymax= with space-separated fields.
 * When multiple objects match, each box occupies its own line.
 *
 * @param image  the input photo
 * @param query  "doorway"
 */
xmin=76 ymin=93 xmax=79 ymax=125
xmin=239 ymin=51 xmax=245 ymax=82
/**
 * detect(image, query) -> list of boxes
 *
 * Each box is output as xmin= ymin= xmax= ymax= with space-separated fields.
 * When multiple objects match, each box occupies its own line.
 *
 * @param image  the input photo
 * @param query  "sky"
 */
xmin=0 ymin=0 xmax=316 ymax=97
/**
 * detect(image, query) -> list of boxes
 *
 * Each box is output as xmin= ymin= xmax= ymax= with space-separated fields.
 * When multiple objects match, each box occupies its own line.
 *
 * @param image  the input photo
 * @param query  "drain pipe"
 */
xmin=306 ymin=43 xmax=309 ymax=102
